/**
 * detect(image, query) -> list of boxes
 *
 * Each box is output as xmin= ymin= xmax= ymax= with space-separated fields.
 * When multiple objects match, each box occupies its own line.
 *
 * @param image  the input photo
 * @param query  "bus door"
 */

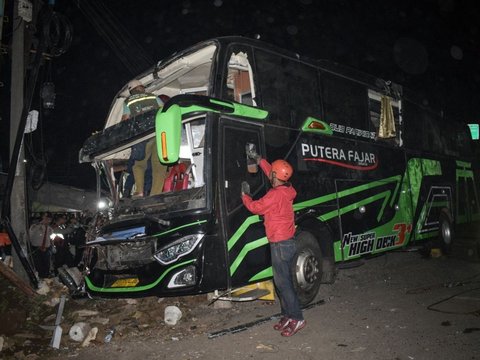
xmin=219 ymin=118 xmax=270 ymax=288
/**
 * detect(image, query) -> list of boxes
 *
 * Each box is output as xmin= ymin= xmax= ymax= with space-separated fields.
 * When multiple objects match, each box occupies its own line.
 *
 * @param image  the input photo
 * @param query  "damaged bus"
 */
xmin=78 ymin=36 xmax=480 ymax=304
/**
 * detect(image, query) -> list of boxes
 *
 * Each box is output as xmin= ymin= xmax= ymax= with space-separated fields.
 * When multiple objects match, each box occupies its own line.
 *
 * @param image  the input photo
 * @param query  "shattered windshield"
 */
xmin=82 ymin=43 xmax=217 ymax=216
xmin=103 ymin=44 xmax=217 ymax=129
xmin=100 ymin=116 xmax=207 ymax=215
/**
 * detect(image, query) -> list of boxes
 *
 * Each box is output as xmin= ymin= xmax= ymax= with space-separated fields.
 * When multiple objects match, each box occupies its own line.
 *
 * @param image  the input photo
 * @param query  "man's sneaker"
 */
xmin=273 ymin=317 xmax=291 ymax=331
xmin=281 ymin=319 xmax=306 ymax=337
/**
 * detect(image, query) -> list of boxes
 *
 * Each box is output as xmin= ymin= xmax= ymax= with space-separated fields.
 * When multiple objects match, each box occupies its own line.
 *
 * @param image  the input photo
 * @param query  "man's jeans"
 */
xmin=270 ymin=239 xmax=303 ymax=320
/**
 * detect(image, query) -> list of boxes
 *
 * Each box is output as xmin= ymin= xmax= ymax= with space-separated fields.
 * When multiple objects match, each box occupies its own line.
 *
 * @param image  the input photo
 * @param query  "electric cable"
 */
xmin=42 ymin=12 xmax=73 ymax=56
xmin=78 ymin=1 xmax=141 ymax=74
xmin=76 ymin=0 xmax=153 ymax=75
xmin=24 ymin=61 xmax=50 ymax=190
xmin=92 ymin=0 xmax=152 ymax=68
xmin=406 ymin=272 xmax=480 ymax=295
xmin=427 ymin=286 xmax=480 ymax=316
xmin=405 ymin=273 xmax=480 ymax=315
xmin=78 ymin=1 xmax=138 ymax=71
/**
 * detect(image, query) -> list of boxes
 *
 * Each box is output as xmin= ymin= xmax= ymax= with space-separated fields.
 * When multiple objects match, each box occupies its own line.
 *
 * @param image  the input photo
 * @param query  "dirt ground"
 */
xmin=1 ymin=248 xmax=480 ymax=360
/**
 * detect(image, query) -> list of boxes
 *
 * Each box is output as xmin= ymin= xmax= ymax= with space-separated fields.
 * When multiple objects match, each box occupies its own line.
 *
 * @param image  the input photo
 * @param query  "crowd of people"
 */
xmin=28 ymin=211 xmax=91 ymax=279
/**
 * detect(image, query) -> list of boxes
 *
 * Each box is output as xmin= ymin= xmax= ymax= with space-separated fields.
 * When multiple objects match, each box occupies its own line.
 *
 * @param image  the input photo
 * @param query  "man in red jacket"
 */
xmin=241 ymin=157 xmax=305 ymax=337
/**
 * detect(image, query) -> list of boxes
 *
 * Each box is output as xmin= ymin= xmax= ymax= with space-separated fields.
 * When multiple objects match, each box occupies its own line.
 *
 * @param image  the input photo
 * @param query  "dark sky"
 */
xmin=2 ymin=0 xmax=480 ymax=189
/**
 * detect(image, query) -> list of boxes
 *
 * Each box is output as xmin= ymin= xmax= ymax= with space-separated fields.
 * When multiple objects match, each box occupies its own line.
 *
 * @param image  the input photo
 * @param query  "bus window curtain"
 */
xmin=378 ymin=95 xmax=396 ymax=138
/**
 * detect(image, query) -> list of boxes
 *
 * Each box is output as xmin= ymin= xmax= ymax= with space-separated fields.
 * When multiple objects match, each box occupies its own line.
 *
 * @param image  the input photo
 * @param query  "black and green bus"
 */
xmin=79 ymin=36 xmax=479 ymax=304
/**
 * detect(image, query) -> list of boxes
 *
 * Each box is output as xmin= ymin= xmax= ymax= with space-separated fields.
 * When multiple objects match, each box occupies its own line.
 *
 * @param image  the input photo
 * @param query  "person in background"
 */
xmin=51 ymin=215 xmax=73 ymax=273
xmin=121 ymin=80 xmax=167 ymax=197
xmin=29 ymin=212 xmax=53 ymax=278
xmin=0 ymin=225 xmax=12 ymax=265
xmin=241 ymin=155 xmax=305 ymax=337
xmin=67 ymin=217 xmax=87 ymax=267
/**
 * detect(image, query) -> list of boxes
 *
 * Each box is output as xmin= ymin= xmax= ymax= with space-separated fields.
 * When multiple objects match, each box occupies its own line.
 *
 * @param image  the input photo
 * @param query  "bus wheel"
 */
xmin=438 ymin=212 xmax=454 ymax=255
xmin=292 ymin=232 xmax=323 ymax=306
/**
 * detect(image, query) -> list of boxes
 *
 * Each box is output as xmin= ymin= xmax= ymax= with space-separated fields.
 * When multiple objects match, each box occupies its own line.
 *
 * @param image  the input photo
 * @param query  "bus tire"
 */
xmin=438 ymin=212 xmax=454 ymax=255
xmin=292 ymin=231 xmax=322 ymax=306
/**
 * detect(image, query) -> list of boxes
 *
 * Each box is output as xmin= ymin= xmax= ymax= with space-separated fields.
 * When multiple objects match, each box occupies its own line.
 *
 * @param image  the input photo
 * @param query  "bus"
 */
xmin=78 ymin=36 xmax=480 ymax=304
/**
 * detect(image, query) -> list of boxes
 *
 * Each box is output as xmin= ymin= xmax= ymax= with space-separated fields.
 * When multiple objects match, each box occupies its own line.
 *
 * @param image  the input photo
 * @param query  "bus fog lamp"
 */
xmin=154 ymin=234 xmax=204 ymax=265
xmin=167 ymin=265 xmax=196 ymax=288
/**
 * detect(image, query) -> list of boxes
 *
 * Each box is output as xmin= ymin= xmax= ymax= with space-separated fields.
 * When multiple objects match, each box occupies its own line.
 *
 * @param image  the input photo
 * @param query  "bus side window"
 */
xmin=368 ymin=89 xmax=402 ymax=146
xmin=226 ymin=51 xmax=256 ymax=106
xmin=467 ymin=178 xmax=480 ymax=215
xmin=254 ymin=49 xmax=321 ymax=128
xmin=457 ymin=125 xmax=473 ymax=158
xmin=439 ymin=118 xmax=460 ymax=156
xmin=423 ymin=112 xmax=444 ymax=154
xmin=223 ymin=125 xmax=263 ymax=213
xmin=321 ymin=72 xmax=368 ymax=138
xmin=403 ymin=101 xmax=424 ymax=151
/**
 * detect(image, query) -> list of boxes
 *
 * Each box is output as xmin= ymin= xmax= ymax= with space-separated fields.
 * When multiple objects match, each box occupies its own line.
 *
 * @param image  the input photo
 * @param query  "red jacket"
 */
xmin=242 ymin=159 xmax=296 ymax=242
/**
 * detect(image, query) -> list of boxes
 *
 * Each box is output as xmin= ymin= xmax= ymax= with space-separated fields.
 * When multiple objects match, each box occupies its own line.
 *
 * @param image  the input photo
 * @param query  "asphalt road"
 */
xmin=40 ymin=248 xmax=480 ymax=360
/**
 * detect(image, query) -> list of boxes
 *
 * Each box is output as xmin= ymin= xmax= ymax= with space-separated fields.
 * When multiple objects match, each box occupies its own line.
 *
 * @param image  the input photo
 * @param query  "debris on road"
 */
xmin=68 ymin=322 xmax=91 ymax=342
xmin=81 ymin=327 xmax=98 ymax=347
xmin=164 ymin=305 xmax=182 ymax=326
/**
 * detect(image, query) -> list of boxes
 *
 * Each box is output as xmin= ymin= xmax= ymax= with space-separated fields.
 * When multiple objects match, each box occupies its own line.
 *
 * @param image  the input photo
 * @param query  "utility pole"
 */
xmin=9 ymin=0 xmax=31 ymax=281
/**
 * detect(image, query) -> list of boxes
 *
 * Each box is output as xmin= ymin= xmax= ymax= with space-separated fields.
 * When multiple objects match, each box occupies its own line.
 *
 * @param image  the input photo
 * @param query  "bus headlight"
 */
xmin=154 ymin=234 xmax=204 ymax=265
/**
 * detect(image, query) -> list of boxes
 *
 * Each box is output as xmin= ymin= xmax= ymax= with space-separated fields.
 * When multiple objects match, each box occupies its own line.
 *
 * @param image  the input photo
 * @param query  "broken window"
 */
xmin=96 ymin=115 xmax=206 ymax=208
xmin=104 ymin=44 xmax=217 ymax=128
xmin=226 ymin=51 xmax=256 ymax=106
xmin=368 ymin=89 xmax=402 ymax=146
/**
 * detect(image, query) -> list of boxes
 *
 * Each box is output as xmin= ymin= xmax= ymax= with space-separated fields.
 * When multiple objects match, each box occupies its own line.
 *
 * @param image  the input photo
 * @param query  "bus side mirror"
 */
xmin=155 ymin=105 xmax=181 ymax=164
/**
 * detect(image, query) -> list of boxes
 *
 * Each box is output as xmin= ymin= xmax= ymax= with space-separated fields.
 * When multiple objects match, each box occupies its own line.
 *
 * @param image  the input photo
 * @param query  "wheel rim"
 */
xmin=295 ymin=249 xmax=320 ymax=290
xmin=441 ymin=220 xmax=452 ymax=245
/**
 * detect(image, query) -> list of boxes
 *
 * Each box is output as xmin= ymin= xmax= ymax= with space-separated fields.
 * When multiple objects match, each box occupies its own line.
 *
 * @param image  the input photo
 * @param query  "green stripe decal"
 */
xmin=408 ymin=158 xmax=442 ymax=216
xmin=227 ymin=215 xmax=261 ymax=251
xmin=414 ymin=230 xmax=438 ymax=240
xmin=230 ymin=237 xmax=268 ymax=276
xmin=177 ymin=101 xmax=268 ymax=121
xmin=456 ymin=160 xmax=471 ymax=169
xmin=390 ymin=176 xmax=401 ymax=207
xmin=209 ymin=99 xmax=268 ymax=119
xmin=151 ymin=220 xmax=207 ymax=238
xmin=293 ymin=192 xmax=337 ymax=211
xmin=249 ymin=267 xmax=273 ymax=282
xmin=229 ymin=176 xmax=402 ymax=270
xmin=85 ymin=259 xmax=195 ymax=293
xmin=294 ymin=175 xmax=401 ymax=213
xmin=229 ymin=158 xmax=449 ymax=267
xmin=301 ymin=117 xmax=333 ymax=135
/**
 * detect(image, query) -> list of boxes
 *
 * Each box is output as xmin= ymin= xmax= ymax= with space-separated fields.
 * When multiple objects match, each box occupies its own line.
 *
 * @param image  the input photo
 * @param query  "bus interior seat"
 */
xmin=159 ymin=94 xmax=171 ymax=104
xmin=162 ymin=163 xmax=192 ymax=192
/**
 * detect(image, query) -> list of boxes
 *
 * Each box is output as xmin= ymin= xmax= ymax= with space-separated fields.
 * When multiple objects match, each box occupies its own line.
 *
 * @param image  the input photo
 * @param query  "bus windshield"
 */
xmin=81 ymin=42 xmax=218 ymax=215
xmin=99 ymin=115 xmax=207 ymax=215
